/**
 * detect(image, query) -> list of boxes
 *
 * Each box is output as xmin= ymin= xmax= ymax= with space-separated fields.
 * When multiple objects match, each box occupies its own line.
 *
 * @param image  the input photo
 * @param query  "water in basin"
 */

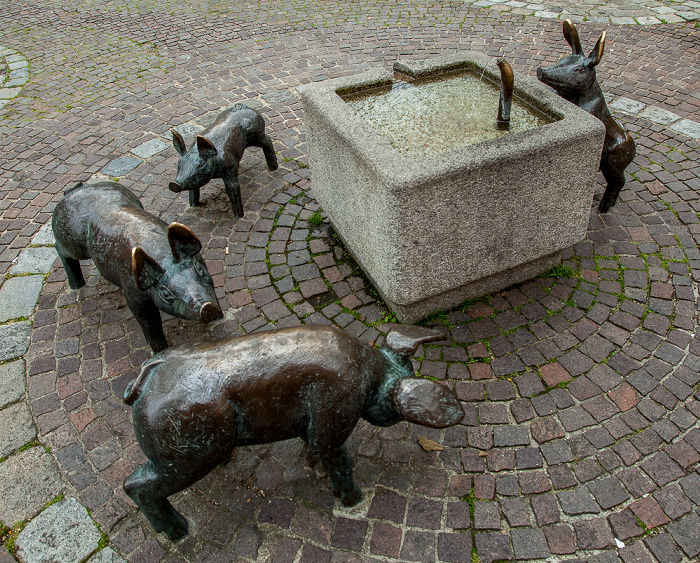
xmin=343 ymin=70 xmax=555 ymax=158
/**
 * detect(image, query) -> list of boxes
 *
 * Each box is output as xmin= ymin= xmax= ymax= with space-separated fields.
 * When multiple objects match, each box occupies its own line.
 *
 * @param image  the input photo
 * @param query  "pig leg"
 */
xmin=223 ymin=170 xmax=244 ymax=218
xmin=314 ymin=443 xmax=362 ymax=507
xmin=127 ymin=295 xmax=168 ymax=353
xmin=260 ymin=134 xmax=278 ymax=171
xmin=305 ymin=408 xmax=362 ymax=506
xmin=598 ymin=162 xmax=625 ymax=213
xmin=56 ymin=249 xmax=86 ymax=290
xmin=124 ymin=461 xmax=190 ymax=541
xmin=188 ymin=187 xmax=201 ymax=207
xmin=126 ymin=403 xmax=237 ymax=541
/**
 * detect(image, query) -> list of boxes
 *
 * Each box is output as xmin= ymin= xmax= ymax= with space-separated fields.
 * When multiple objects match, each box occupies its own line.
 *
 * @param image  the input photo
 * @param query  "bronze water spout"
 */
xmin=497 ymin=58 xmax=513 ymax=130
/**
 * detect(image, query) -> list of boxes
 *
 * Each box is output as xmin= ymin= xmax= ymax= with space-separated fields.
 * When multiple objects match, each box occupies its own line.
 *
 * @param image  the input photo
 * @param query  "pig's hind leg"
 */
xmin=55 ymin=245 xmax=86 ymax=289
xmin=260 ymin=134 xmax=278 ymax=171
xmin=124 ymin=461 xmax=190 ymax=541
xmin=598 ymin=162 xmax=625 ymax=213
xmin=126 ymin=401 xmax=237 ymax=541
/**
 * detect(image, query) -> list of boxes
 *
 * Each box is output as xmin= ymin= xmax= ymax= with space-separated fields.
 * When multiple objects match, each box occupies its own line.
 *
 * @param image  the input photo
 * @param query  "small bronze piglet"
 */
xmin=169 ymin=103 xmax=278 ymax=217
xmin=537 ymin=20 xmax=635 ymax=213
xmin=52 ymin=180 xmax=223 ymax=353
xmin=123 ymin=324 xmax=464 ymax=541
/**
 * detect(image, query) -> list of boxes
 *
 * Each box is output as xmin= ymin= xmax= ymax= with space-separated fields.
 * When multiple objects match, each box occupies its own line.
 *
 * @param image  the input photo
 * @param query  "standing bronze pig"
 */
xmin=123 ymin=324 xmax=464 ymax=541
xmin=169 ymin=103 xmax=278 ymax=217
xmin=537 ymin=20 xmax=635 ymax=213
xmin=52 ymin=180 xmax=223 ymax=353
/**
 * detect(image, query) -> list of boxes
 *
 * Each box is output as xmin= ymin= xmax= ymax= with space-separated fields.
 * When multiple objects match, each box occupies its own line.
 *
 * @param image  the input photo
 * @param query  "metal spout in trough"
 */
xmin=497 ymin=57 xmax=513 ymax=130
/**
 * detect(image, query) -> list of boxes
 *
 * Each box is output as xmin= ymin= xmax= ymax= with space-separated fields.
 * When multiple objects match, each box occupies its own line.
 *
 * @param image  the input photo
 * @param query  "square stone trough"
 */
xmin=298 ymin=52 xmax=605 ymax=322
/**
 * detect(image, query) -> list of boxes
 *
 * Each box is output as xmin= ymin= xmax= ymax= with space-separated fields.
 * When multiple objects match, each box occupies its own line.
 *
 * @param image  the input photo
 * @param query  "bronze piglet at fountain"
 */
xmin=123 ymin=324 xmax=464 ymax=541
xmin=537 ymin=20 xmax=635 ymax=213
xmin=52 ymin=180 xmax=223 ymax=353
xmin=169 ymin=103 xmax=278 ymax=217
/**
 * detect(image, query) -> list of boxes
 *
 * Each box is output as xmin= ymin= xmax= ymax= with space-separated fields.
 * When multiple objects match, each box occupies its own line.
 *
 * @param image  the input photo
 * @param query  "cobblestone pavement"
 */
xmin=1 ymin=1 xmax=700 ymax=562
xmin=461 ymin=0 xmax=700 ymax=25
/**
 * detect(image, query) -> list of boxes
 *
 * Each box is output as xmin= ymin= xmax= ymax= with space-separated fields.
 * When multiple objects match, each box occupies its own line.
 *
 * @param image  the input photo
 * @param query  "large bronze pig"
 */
xmin=52 ymin=180 xmax=223 ymax=353
xmin=123 ymin=324 xmax=464 ymax=541
xmin=537 ymin=20 xmax=635 ymax=213
xmin=169 ymin=103 xmax=278 ymax=217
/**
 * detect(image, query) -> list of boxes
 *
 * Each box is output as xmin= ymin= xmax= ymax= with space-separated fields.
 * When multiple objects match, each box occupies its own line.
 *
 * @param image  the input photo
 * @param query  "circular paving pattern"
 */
xmin=2 ymin=1 xmax=700 ymax=562
xmin=30 ymin=114 xmax=700 ymax=562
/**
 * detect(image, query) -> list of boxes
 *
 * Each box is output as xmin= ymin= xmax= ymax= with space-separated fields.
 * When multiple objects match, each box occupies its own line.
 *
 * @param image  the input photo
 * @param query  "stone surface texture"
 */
xmin=300 ymin=52 xmax=605 ymax=321
xmin=0 ymin=447 xmax=62 ymax=524
xmin=0 ymin=360 xmax=25 ymax=408
xmin=0 ymin=275 xmax=43 ymax=321
xmin=9 ymin=246 xmax=57 ymax=275
xmin=0 ymin=1 xmax=699 ymax=562
xmin=15 ymin=497 xmax=101 ymax=563
xmin=0 ymin=321 xmax=31 ymax=362
xmin=0 ymin=402 xmax=36 ymax=458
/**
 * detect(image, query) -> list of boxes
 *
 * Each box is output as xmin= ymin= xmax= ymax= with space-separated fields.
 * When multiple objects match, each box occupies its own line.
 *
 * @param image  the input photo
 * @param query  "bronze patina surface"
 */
xmin=496 ymin=57 xmax=514 ymax=129
xmin=169 ymin=103 xmax=278 ymax=217
xmin=537 ymin=20 xmax=636 ymax=213
xmin=52 ymin=180 xmax=223 ymax=353
xmin=122 ymin=324 xmax=464 ymax=541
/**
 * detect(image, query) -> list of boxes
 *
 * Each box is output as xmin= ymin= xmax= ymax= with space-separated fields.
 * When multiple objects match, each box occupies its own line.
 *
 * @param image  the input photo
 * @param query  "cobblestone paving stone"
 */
xmin=0 ymin=0 xmax=699 ymax=562
xmin=460 ymin=0 xmax=700 ymax=25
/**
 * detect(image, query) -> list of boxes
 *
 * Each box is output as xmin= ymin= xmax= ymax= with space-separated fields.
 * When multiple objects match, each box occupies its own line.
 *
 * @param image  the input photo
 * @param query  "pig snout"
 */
xmin=393 ymin=378 xmax=464 ymax=428
xmin=169 ymin=182 xmax=183 ymax=193
xmin=200 ymin=302 xmax=223 ymax=323
xmin=537 ymin=66 xmax=555 ymax=87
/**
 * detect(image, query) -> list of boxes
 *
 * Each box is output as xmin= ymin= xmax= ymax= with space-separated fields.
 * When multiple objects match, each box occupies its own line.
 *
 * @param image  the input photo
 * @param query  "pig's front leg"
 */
xmin=315 ymin=443 xmax=363 ymax=507
xmin=188 ymin=187 xmax=201 ymax=207
xmin=55 ymin=247 xmax=86 ymax=290
xmin=223 ymin=169 xmax=244 ymax=219
xmin=126 ymin=294 xmax=168 ymax=353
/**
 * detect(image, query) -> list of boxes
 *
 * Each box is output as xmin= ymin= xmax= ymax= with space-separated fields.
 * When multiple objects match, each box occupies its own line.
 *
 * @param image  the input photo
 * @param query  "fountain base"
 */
xmin=299 ymin=52 xmax=605 ymax=322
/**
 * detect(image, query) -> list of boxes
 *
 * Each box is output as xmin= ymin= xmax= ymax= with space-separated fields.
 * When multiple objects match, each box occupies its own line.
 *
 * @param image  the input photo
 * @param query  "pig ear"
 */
xmin=196 ymin=135 xmax=218 ymax=159
xmin=587 ymin=31 xmax=605 ymax=67
xmin=384 ymin=325 xmax=445 ymax=360
xmin=167 ymin=222 xmax=202 ymax=262
xmin=393 ymin=378 xmax=464 ymax=428
xmin=132 ymin=247 xmax=165 ymax=290
xmin=171 ymin=129 xmax=187 ymax=156
xmin=562 ymin=19 xmax=583 ymax=56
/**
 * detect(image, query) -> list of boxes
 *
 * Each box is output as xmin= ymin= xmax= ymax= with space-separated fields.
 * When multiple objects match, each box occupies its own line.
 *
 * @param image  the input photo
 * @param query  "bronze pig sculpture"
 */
xmin=123 ymin=324 xmax=464 ymax=541
xmin=169 ymin=103 xmax=278 ymax=217
xmin=537 ymin=20 xmax=635 ymax=213
xmin=52 ymin=180 xmax=223 ymax=353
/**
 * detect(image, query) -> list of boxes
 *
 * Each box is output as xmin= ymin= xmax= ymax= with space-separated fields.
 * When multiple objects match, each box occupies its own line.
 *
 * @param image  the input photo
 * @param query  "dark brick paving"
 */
xmin=1 ymin=0 xmax=700 ymax=561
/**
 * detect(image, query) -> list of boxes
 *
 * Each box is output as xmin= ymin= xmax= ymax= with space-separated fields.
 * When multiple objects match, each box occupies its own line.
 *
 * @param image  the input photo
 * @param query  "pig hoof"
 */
xmin=340 ymin=487 xmax=363 ymax=507
xmin=67 ymin=278 xmax=86 ymax=290
xmin=160 ymin=515 xmax=189 ymax=542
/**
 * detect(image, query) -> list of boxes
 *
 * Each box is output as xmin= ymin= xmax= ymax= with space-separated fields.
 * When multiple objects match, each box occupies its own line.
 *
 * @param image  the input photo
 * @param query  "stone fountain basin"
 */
xmin=298 ymin=52 xmax=605 ymax=322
